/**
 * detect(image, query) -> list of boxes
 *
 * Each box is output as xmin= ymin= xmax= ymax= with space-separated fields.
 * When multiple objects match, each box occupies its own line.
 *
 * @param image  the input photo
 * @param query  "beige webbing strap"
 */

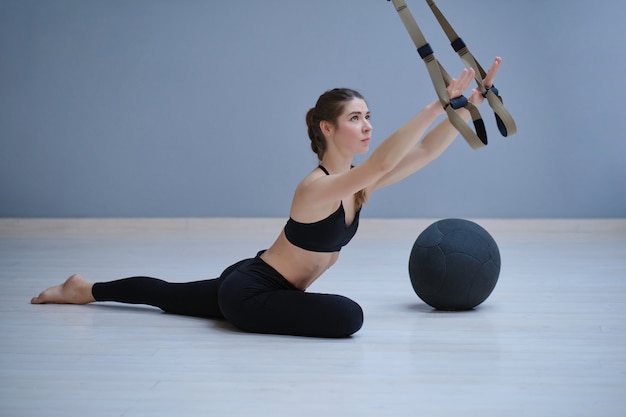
xmin=389 ymin=0 xmax=487 ymax=149
xmin=426 ymin=0 xmax=517 ymax=137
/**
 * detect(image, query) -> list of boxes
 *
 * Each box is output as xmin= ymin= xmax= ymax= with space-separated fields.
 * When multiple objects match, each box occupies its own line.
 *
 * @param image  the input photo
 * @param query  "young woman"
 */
xmin=31 ymin=58 xmax=502 ymax=338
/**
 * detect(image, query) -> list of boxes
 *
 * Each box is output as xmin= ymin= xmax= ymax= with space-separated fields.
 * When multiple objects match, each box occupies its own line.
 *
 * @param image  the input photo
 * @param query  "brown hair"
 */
xmin=305 ymin=88 xmax=368 ymax=209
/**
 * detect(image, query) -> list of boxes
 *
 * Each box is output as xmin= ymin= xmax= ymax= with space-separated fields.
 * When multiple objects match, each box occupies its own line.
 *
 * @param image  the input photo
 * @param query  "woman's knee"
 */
xmin=333 ymin=297 xmax=364 ymax=337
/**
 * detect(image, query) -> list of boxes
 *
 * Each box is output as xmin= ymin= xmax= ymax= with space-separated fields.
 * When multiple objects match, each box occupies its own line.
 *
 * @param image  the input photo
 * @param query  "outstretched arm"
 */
xmin=366 ymin=57 xmax=502 ymax=194
xmin=295 ymin=67 xmax=475 ymax=207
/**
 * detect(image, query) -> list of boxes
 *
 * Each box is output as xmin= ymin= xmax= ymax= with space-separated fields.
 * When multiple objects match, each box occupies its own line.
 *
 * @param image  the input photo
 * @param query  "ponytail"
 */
xmin=306 ymin=107 xmax=326 ymax=159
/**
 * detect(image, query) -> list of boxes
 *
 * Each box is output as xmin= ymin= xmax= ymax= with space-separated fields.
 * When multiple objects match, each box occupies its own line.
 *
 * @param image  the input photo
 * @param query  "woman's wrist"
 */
xmin=424 ymin=100 xmax=445 ymax=117
xmin=424 ymin=99 xmax=472 ymax=122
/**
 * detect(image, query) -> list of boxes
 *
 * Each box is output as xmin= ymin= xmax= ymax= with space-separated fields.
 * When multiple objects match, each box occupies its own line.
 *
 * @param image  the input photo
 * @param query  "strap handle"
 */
xmin=389 ymin=0 xmax=487 ymax=149
xmin=425 ymin=0 xmax=517 ymax=137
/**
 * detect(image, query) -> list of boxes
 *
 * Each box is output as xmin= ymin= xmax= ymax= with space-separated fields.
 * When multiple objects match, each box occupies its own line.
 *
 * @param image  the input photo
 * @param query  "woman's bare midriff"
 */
xmin=260 ymin=231 xmax=340 ymax=290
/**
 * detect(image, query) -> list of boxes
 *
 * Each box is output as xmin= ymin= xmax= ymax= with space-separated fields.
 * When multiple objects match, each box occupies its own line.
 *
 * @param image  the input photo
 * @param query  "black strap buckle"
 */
xmin=447 ymin=95 xmax=468 ymax=110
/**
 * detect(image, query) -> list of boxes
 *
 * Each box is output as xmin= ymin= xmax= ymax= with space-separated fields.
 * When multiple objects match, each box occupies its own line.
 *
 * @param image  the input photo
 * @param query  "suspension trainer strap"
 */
xmin=388 ymin=0 xmax=487 ymax=149
xmin=426 ymin=0 xmax=517 ymax=137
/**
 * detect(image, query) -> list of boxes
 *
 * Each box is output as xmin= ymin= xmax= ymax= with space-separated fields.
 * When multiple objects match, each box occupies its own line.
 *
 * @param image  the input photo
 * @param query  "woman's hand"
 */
xmin=446 ymin=67 xmax=475 ymax=100
xmin=469 ymin=56 xmax=502 ymax=106
xmin=426 ymin=67 xmax=475 ymax=116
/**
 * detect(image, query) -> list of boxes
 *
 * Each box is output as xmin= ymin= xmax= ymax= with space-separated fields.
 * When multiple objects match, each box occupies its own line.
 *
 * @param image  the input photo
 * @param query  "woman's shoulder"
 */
xmin=295 ymin=166 xmax=327 ymax=191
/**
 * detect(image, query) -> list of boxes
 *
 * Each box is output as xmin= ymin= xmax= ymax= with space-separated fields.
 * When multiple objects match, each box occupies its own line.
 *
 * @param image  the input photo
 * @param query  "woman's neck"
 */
xmin=319 ymin=156 xmax=353 ymax=174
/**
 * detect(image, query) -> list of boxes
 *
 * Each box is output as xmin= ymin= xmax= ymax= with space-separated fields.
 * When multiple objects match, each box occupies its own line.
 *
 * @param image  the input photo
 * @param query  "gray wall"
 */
xmin=1 ymin=0 xmax=624 ymax=218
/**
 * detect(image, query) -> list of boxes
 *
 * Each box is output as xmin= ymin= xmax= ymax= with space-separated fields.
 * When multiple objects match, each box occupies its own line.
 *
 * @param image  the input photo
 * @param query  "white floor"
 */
xmin=1 ymin=218 xmax=625 ymax=417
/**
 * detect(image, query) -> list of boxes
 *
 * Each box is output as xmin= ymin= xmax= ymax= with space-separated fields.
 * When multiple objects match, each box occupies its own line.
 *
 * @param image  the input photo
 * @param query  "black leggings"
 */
xmin=92 ymin=252 xmax=363 ymax=338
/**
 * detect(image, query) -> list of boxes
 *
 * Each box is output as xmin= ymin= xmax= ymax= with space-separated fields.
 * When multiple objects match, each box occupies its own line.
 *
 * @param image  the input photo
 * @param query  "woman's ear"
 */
xmin=319 ymin=120 xmax=333 ymax=137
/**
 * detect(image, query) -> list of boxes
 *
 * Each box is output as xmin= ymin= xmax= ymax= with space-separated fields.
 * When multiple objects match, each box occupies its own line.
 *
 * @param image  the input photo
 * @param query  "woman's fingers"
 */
xmin=450 ymin=56 xmax=502 ymax=99
xmin=448 ymin=68 xmax=475 ymax=98
xmin=448 ymin=56 xmax=502 ymax=105
xmin=458 ymin=68 xmax=474 ymax=91
xmin=483 ymin=56 xmax=502 ymax=87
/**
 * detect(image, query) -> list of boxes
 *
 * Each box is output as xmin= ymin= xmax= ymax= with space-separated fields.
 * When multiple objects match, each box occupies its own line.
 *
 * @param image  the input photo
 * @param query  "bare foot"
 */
xmin=31 ymin=274 xmax=96 ymax=305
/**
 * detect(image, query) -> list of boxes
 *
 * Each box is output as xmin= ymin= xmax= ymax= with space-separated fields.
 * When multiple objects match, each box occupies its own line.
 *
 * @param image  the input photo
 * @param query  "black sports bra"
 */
xmin=284 ymin=165 xmax=360 ymax=252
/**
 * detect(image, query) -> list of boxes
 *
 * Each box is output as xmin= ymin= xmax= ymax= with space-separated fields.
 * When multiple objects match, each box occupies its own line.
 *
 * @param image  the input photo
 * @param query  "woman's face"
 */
xmin=329 ymin=98 xmax=372 ymax=156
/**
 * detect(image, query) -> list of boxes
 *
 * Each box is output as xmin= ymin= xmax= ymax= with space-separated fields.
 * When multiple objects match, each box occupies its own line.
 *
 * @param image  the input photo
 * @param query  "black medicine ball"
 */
xmin=409 ymin=218 xmax=501 ymax=310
